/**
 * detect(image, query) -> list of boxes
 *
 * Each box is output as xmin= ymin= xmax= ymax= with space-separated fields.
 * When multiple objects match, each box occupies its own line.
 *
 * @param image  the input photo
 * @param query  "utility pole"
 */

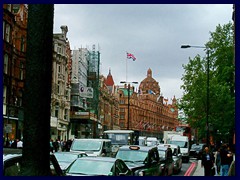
xmin=21 ymin=4 xmax=54 ymax=176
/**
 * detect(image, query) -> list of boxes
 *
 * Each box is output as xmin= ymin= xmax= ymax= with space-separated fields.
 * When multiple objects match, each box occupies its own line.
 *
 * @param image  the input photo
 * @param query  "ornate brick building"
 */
xmin=118 ymin=68 xmax=178 ymax=139
xmin=3 ymin=4 xmax=28 ymax=142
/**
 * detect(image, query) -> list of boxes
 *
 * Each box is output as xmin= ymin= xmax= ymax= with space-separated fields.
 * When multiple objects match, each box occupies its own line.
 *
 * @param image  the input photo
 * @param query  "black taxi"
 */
xmin=115 ymin=145 xmax=162 ymax=176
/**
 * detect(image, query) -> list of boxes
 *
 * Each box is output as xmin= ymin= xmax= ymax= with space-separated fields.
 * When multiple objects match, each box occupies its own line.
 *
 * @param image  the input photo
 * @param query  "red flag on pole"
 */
xmin=127 ymin=52 xmax=136 ymax=61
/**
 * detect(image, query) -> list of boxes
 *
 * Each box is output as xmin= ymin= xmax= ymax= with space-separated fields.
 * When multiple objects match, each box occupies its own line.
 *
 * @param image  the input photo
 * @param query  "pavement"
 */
xmin=192 ymin=160 xmax=204 ymax=176
xmin=191 ymin=160 xmax=220 ymax=176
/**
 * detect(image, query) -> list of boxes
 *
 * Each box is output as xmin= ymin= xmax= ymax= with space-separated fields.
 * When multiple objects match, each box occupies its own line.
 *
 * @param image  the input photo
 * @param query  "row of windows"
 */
xmin=4 ymin=54 xmax=24 ymax=80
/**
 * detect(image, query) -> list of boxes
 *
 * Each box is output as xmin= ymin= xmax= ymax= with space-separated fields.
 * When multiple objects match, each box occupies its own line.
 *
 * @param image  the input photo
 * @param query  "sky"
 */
xmin=53 ymin=4 xmax=233 ymax=102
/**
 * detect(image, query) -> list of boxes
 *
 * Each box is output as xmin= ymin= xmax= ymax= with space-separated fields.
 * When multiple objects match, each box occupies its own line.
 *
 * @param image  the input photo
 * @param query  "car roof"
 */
xmin=157 ymin=146 xmax=168 ymax=151
xmin=103 ymin=130 xmax=134 ymax=133
xmin=76 ymin=156 xmax=117 ymax=162
xmin=54 ymin=151 xmax=87 ymax=155
xmin=73 ymin=138 xmax=111 ymax=142
xmin=119 ymin=145 xmax=156 ymax=151
xmin=3 ymin=154 xmax=22 ymax=161
xmin=158 ymin=144 xmax=179 ymax=149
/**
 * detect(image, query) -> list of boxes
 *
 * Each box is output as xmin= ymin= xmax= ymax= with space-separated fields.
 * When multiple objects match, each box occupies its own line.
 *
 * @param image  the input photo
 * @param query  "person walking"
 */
xmin=201 ymin=146 xmax=215 ymax=176
xmin=215 ymin=147 xmax=221 ymax=175
xmin=220 ymin=144 xmax=231 ymax=176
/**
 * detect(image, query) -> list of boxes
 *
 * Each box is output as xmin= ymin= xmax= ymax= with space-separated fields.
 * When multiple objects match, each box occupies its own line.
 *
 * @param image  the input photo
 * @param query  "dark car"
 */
xmin=157 ymin=146 xmax=174 ymax=176
xmin=65 ymin=156 xmax=132 ymax=176
xmin=115 ymin=145 xmax=162 ymax=176
xmin=53 ymin=151 xmax=87 ymax=172
xmin=189 ymin=143 xmax=206 ymax=160
xmin=3 ymin=151 xmax=63 ymax=176
xmin=158 ymin=144 xmax=182 ymax=174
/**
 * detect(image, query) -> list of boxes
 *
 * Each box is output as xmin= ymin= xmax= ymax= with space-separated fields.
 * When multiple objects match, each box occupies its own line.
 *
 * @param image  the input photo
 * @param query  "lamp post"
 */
xmin=181 ymin=44 xmax=210 ymax=147
xmin=120 ymin=81 xmax=138 ymax=130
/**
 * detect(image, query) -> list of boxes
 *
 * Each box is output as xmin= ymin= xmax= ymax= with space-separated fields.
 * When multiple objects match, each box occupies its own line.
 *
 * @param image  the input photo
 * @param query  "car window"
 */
xmin=117 ymin=160 xmax=129 ymax=173
xmin=116 ymin=150 xmax=148 ymax=162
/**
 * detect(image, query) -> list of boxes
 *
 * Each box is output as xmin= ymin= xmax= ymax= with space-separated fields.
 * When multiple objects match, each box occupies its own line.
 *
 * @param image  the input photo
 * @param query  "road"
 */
xmin=173 ymin=158 xmax=198 ymax=176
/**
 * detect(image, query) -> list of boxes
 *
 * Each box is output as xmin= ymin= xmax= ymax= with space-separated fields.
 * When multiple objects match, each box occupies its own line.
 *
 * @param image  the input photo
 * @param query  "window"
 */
xmin=4 ymin=54 xmax=8 ymax=74
xmin=6 ymin=4 xmax=12 ymax=12
xmin=119 ymin=100 xmax=125 ymax=104
xmin=5 ymin=24 xmax=11 ymax=42
xmin=3 ymin=21 xmax=5 ymax=39
xmin=120 ymin=108 xmax=125 ymax=112
xmin=19 ymin=62 xmax=24 ymax=80
xmin=3 ymin=86 xmax=7 ymax=104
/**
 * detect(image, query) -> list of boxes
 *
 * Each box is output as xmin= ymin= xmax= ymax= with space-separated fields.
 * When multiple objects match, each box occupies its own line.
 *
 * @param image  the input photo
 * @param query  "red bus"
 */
xmin=174 ymin=124 xmax=192 ymax=141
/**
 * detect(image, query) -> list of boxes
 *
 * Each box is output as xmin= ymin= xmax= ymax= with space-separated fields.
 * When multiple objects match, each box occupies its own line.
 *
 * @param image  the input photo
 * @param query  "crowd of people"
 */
xmin=201 ymin=143 xmax=235 ymax=176
xmin=50 ymin=139 xmax=73 ymax=153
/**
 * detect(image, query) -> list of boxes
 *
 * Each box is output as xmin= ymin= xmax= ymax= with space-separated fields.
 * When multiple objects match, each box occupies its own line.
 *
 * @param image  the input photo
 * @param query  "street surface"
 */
xmin=173 ymin=158 xmax=198 ymax=176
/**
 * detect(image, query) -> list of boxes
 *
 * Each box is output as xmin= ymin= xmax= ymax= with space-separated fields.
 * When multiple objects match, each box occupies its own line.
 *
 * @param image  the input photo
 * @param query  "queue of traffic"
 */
xmin=3 ymin=130 xmax=188 ymax=176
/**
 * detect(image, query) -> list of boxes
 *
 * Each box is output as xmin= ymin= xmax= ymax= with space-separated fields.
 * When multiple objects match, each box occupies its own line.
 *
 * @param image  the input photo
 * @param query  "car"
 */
xmin=65 ymin=156 xmax=133 ymax=176
xmin=157 ymin=146 xmax=174 ymax=176
xmin=53 ymin=151 xmax=87 ymax=172
xmin=115 ymin=145 xmax=162 ymax=176
xmin=158 ymin=144 xmax=182 ymax=174
xmin=189 ymin=143 xmax=206 ymax=160
xmin=3 ymin=153 xmax=63 ymax=176
xmin=70 ymin=138 xmax=112 ymax=157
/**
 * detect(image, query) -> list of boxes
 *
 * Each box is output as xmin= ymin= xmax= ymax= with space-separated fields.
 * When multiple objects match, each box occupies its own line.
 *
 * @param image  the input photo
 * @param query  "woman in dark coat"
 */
xmin=201 ymin=146 xmax=215 ymax=176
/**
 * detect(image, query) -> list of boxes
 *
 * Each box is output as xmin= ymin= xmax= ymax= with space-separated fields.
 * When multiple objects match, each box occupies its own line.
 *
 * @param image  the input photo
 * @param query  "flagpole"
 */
xmin=126 ymin=52 xmax=128 ymax=82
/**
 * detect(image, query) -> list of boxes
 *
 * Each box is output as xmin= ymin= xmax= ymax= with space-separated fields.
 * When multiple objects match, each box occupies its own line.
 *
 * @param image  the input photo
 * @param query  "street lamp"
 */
xmin=181 ymin=44 xmax=210 ymax=147
xmin=120 ymin=81 xmax=138 ymax=130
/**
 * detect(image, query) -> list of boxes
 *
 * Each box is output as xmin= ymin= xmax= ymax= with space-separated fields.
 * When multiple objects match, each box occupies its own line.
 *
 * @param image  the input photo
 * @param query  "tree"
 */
xmin=178 ymin=22 xmax=234 ymax=144
xmin=21 ymin=4 xmax=54 ymax=176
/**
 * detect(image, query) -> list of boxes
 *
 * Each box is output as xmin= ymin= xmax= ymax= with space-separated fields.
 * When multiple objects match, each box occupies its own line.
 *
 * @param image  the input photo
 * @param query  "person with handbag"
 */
xmin=201 ymin=146 xmax=215 ymax=176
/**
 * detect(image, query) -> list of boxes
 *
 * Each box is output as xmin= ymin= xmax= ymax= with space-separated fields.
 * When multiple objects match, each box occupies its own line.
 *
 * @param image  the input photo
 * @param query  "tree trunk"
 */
xmin=21 ymin=4 xmax=54 ymax=176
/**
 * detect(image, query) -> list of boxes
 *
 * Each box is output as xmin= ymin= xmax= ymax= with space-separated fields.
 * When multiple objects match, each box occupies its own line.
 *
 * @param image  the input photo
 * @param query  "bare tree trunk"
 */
xmin=21 ymin=4 xmax=54 ymax=176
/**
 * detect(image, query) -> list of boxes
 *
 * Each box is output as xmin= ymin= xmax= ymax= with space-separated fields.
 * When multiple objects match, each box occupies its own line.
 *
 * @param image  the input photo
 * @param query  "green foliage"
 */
xmin=178 ymin=22 xmax=235 ymax=144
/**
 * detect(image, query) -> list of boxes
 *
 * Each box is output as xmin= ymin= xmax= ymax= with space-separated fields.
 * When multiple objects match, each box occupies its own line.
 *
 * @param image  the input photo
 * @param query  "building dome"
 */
xmin=139 ymin=68 xmax=160 ymax=95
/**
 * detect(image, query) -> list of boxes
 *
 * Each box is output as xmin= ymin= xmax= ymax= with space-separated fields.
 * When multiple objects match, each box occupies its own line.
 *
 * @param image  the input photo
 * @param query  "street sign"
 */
xmin=80 ymin=87 xmax=93 ymax=98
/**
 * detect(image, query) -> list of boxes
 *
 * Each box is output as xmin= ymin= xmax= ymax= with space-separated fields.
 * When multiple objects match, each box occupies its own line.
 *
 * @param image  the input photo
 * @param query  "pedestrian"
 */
xmin=220 ymin=144 xmax=230 ymax=176
xmin=17 ymin=139 xmax=23 ymax=149
xmin=50 ymin=139 xmax=54 ymax=153
xmin=215 ymin=147 xmax=221 ymax=175
xmin=201 ymin=146 xmax=214 ymax=176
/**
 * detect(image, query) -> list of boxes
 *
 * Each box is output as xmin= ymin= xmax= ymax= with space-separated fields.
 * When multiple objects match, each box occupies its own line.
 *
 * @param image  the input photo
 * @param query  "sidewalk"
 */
xmin=192 ymin=160 xmax=220 ymax=176
xmin=192 ymin=160 xmax=204 ymax=176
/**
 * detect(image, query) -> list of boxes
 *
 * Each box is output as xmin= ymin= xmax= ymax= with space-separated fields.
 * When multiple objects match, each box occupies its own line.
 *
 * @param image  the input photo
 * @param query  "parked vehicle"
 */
xmin=158 ymin=144 xmax=182 ymax=174
xmin=167 ymin=135 xmax=190 ymax=162
xmin=146 ymin=137 xmax=158 ymax=146
xmin=103 ymin=130 xmax=139 ymax=156
xmin=3 ymin=153 xmax=63 ymax=176
xmin=115 ymin=145 xmax=162 ymax=176
xmin=138 ymin=136 xmax=147 ymax=146
xmin=189 ymin=143 xmax=206 ymax=160
xmin=157 ymin=146 xmax=174 ymax=176
xmin=70 ymin=138 xmax=112 ymax=157
xmin=53 ymin=151 xmax=87 ymax=172
xmin=65 ymin=156 xmax=133 ymax=176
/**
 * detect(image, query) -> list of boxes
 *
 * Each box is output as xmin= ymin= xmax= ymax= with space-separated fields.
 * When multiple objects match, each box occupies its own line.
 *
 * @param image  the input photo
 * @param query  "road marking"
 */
xmin=184 ymin=162 xmax=196 ymax=176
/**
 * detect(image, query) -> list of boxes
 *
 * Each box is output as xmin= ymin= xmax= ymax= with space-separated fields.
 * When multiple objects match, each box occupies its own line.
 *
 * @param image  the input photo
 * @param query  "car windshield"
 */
xmin=169 ymin=141 xmax=187 ymax=148
xmin=191 ymin=144 xmax=203 ymax=150
xmin=54 ymin=153 xmax=79 ymax=162
xmin=105 ymin=133 xmax=129 ymax=145
xmin=116 ymin=150 xmax=148 ymax=162
xmin=158 ymin=150 xmax=166 ymax=159
xmin=71 ymin=140 xmax=102 ymax=151
xmin=66 ymin=159 xmax=113 ymax=175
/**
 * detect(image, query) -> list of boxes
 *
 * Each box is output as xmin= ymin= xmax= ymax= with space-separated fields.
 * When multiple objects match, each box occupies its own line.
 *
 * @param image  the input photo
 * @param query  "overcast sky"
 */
xmin=53 ymin=4 xmax=233 ymax=102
